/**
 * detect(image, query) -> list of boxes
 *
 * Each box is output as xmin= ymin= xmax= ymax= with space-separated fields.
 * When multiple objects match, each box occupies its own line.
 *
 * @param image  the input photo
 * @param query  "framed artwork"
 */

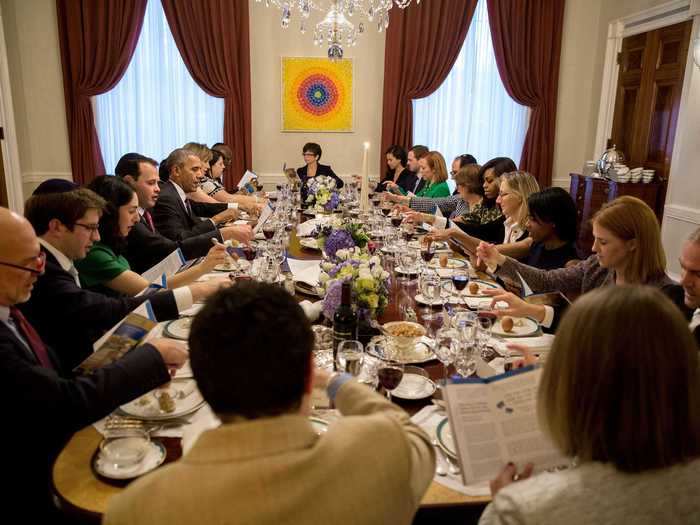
xmin=281 ymin=57 xmax=353 ymax=132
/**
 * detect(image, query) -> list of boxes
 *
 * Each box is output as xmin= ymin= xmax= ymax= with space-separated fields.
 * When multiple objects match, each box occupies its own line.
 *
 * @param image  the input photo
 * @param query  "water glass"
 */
xmin=434 ymin=327 xmax=459 ymax=385
xmin=454 ymin=341 xmax=477 ymax=378
xmin=336 ymin=340 xmax=364 ymax=376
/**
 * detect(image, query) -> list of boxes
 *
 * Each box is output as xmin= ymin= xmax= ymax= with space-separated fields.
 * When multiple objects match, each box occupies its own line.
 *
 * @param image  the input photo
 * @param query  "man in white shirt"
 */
xmin=679 ymin=228 xmax=700 ymax=346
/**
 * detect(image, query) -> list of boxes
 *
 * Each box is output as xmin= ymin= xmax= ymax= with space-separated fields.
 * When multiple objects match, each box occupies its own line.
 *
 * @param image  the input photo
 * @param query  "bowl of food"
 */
xmin=382 ymin=321 xmax=427 ymax=355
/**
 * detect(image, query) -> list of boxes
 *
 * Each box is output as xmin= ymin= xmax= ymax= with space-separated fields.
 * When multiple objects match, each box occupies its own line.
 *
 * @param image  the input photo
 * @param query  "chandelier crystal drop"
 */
xmin=256 ymin=0 xmax=421 ymax=60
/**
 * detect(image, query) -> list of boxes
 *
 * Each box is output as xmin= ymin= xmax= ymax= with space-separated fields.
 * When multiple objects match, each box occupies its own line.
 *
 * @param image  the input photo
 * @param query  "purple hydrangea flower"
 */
xmin=324 ymin=229 xmax=355 ymax=259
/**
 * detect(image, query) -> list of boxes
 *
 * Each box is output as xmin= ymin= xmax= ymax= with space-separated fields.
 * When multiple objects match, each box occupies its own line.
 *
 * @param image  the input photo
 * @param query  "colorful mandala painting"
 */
xmin=281 ymin=57 xmax=353 ymax=132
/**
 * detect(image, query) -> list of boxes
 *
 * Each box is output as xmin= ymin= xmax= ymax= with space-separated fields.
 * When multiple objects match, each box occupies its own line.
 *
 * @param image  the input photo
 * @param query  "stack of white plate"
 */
xmin=625 ymin=167 xmax=642 ymax=183
xmin=641 ymin=169 xmax=655 ymax=183
xmin=614 ymin=164 xmax=630 ymax=182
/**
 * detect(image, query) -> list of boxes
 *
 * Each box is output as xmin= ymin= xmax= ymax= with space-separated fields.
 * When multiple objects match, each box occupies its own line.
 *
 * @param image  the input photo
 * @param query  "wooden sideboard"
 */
xmin=569 ymin=173 xmax=662 ymax=256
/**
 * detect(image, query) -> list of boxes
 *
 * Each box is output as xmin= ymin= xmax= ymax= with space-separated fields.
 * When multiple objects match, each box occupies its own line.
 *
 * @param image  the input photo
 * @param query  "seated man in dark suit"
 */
xmin=20 ymin=187 xmax=222 ymax=369
xmin=105 ymin=282 xmax=434 ymax=525
xmin=153 ymin=148 xmax=253 ymax=244
xmin=116 ymin=152 xmax=229 ymax=273
xmin=0 ymin=206 xmax=188 ymax=522
xmin=679 ymin=228 xmax=700 ymax=347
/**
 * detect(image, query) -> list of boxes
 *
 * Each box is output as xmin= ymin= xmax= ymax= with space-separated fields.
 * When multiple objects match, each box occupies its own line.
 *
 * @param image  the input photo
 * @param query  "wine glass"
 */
xmin=434 ymin=327 xmax=458 ymax=386
xmin=475 ymin=314 xmax=493 ymax=350
xmin=377 ymin=360 xmax=404 ymax=401
xmin=419 ymin=270 xmax=442 ymax=321
xmin=453 ymin=341 xmax=477 ymax=378
xmin=420 ymin=239 xmax=435 ymax=271
xmin=336 ymin=340 xmax=364 ymax=376
xmin=399 ymin=247 xmax=419 ymax=281
xmin=450 ymin=267 xmax=470 ymax=304
xmin=453 ymin=310 xmax=477 ymax=343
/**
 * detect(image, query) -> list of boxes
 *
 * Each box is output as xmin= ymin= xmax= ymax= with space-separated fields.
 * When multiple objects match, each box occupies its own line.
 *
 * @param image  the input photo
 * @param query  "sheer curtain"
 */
xmin=94 ymin=0 xmax=224 ymax=173
xmin=412 ymin=0 xmax=529 ymax=166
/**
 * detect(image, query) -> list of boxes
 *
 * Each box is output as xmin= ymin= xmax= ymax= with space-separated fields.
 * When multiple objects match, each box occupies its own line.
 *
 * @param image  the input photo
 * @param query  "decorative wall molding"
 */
xmin=664 ymin=204 xmax=700 ymax=225
xmin=22 ymin=172 xmax=73 ymax=183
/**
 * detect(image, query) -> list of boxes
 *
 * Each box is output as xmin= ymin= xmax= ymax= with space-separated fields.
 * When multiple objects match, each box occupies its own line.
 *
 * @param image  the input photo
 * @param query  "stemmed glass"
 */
xmin=420 ymin=238 xmax=435 ymax=272
xmin=336 ymin=340 xmax=364 ymax=376
xmin=377 ymin=360 xmax=404 ymax=401
xmin=475 ymin=315 xmax=493 ymax=351
xmin=419 ymin=270 xmax=442 ymax=321
xmin=398 ymin=247 xmax=419 ymax=282
xmin=450 ymin=267 xmax=470 ymax=305
xmin=434 ymin=327 xmax=458 ymax=386
xmin=453 ymin=341 xmax=477 ymax=378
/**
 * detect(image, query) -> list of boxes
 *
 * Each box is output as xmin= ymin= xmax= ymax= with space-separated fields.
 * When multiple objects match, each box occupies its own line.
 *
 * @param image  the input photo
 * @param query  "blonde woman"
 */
xmin=427 ymin=171 xmax=540 ymax=257
xmin=477 ymin=196 xmax=675 ymax=327
xmin=480 ymin=285 xmax=700 ymax=524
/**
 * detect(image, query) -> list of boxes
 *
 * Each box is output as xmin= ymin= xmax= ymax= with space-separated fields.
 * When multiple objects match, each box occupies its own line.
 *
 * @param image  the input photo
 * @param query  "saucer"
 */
xmin=94 ymin=440 xmax=166 ymax=480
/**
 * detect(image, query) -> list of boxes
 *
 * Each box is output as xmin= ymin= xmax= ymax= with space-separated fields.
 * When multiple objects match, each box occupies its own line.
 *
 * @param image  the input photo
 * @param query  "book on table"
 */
xmin=443 ymin=366 xmax=568 ymax=486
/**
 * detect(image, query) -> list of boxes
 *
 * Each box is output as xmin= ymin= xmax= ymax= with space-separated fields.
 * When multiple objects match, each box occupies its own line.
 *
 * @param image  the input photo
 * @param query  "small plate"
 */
xmin=394 ymin=266 xmax=421 ymax=276
xmin=367 ymin=336 xmax=436 ymax=364
xmin=491 ymin=316 xmax=540 ymax=337
xmin=163 ymin=317 xmax=193 ymax=341
xmin=94 ymin=440 xmax=166 ymax=480
xmin=428 ymin=258 xmax=467 ymax=270
xmin=309 ymin=417 xmax=329 ymax=435
xmin=213 ymin=260 xmax=251 ymax=272
xmin=436 ymin=418 xmax=457 ymax=459
xmin=392 ymin=373 xmax=436 ymax=400
xmin=120 ymin=379 xmax=205 ymax=421
xmin=299 ymin=238 xmax=321 ymax=250
xmin=445 ymin=279 xmax=501 ymax=298
xmin=295 ymin=281 xmax=323 ymax=297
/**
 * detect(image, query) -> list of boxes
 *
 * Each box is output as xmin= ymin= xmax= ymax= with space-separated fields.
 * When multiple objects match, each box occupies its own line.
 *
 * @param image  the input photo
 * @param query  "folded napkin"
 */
xmin=299 ymin=300 xmax=323 ymax=322
xmin=296 ymin=220 xmax=320 ymax=237
xmin=287 ymin=257 xmax=322 ymax=287
xmin=493 ymin=334 xmax=555 ymax=356
xmin=411 ymin=405 xmax=490 ymax=497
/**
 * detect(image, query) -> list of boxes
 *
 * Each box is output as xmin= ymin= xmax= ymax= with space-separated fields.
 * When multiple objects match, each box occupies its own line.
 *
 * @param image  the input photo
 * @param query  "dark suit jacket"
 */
xmin=19 ymin=249 xmax=179 ymax=370
xmin=125 ymin=215 xmax=215 ymax=274
xmin=0 ymin=321 xmax=169 ymax=521
xmin=296 ymin=163 xmax=344 ymax=189
xmin=375 ymin=169 xmax=418 ymax=194
xmin=152 ymin=180 xmax=227 ymax=242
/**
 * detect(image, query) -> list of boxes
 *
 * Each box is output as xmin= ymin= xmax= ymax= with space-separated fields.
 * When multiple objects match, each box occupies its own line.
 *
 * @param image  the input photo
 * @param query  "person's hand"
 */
xmin=200 ymin=243 xmax=230 ymax=272
xmin=384 ymin=181 xmax=398 ymax=190
xmin=188 ymin=279 xmax=232 ymax=303
xmin=405 ymin=210 xmax=427 ymax=224
xmin=211 ymin=208 xmax=240 ymax=225
xmin=476 ymin=241 xmax=506 ymax=269
xmin=383 ymin=192 xmax=402 ymax=203
xmin=482 ymin=289 xmax=546 ymax=323
xmin=221 ymin=224 xmax=253 ymax=244
xmin=505 ymin=344 xmax=537 ymax=368
xmin=489 ymin=462 xmax=534 ymax=496
xmin=426 ymin=228 xmax=452 ymax=242
xmin=312 ymin=367 xmax=333 ymax=390
xmin=451 ymin=215 xmax=466 ymax=224
xmin=148 ymin=338 xmax=189 ymax=371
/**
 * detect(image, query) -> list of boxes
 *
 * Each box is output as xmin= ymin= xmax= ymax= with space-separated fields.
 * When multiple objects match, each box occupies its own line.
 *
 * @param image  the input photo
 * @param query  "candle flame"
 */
xmin=363 ymin=142 xmax=370 ymax=150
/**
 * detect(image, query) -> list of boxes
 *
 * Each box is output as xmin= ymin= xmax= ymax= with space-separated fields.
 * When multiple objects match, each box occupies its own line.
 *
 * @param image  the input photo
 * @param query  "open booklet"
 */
xmin=443 ymin=366 xmax=568 ymax=486
xmin=74 ymin=301 xmax=157 ymax=375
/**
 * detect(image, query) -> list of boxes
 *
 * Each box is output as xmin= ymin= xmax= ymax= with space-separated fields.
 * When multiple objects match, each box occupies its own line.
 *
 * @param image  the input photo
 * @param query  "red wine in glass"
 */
xmin=421 ymin=249 xmax=435 ymax=263
xmin=372 ymin=197 xmax=381 ymax=207
xmin=242 ymin=246 xmax=257 ymax=261
xmin=367 ymin=241 xmax=377 ymax=255
xmin=284 ymin=222 xmax=294 ymax=232
xmin=452 ymin=275 xmax=469 ymax=291
xmin=381 ymin=207 xmax=391 ymax=216
xmin=263 ymin=227 xmax=275 ymax=240
xmin=402 ymin=230 xmax=413 ymax=241
xmin=378 ymin=366 xmax=404 ymax=390
xmin=391 ymin=216 xmax=402 ymax=227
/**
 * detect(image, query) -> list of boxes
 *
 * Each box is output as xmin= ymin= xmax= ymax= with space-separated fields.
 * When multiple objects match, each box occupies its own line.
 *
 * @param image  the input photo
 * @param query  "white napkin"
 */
xmin=411 ymin=405 xmax=490 ymax=497
xmin=296 ymin=221 xmax=318 ymax=237
xmin=493 ymin=334 xmax=555 ymax=356
xmin=287 ymin=258 xmax=322 ymax=287
xmin=299 ymin=300 xmax=323 ymax=322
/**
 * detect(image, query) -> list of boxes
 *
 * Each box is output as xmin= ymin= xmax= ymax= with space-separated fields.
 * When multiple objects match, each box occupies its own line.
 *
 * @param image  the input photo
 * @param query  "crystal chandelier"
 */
xmin=256 ymin=0 xmax=421 ymax=60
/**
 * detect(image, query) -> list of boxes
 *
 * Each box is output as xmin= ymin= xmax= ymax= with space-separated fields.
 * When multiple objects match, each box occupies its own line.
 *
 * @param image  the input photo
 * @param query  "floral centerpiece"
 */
xmin=315 ymin=222 xmax=370 ymax=260
xmin=319 ymin=248 xmax=391 ymax=321
xmin=305 ymin=175 xmax=340 ymax=213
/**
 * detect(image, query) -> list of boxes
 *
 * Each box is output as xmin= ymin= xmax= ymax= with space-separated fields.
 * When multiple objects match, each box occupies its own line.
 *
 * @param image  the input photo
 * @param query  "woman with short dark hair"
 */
xmin=296 ymin=142 xmax=344 ymax=194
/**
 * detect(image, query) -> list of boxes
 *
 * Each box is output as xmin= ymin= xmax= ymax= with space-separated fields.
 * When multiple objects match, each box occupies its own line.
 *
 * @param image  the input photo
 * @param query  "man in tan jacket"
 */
xmin=104 ymin=281 xmax=435 ymax=525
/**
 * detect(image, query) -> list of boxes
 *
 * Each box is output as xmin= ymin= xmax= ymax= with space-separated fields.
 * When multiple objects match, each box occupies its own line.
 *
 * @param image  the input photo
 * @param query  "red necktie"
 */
xmin=10 ymin=307 xmax=53 ymax=369
xmin=144 ymin=210 xmax=155 ymax=232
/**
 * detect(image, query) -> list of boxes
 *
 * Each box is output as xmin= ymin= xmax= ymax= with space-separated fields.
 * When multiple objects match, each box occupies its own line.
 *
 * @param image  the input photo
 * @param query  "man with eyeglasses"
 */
xmin=19 ymin=187 xmax=224 ymax=370
xmin=0 ymin=206 xmax=189 ymax=522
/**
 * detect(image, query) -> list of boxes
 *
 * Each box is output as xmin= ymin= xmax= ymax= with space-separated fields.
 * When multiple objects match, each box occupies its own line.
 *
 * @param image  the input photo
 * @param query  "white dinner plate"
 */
xmin=394 ymin=266 xmax=421 ymax=276
xmin=309 ymin=417 xmax=329 ymax=435
xmin=120 ymin=379 xmax=205 ymax=421
xmin=414 ymin=293 xmax=445 ymax=306
xmin=445 ymin=279 xmax=502 ymax=298
xmin=392 ymin=373 xmax=436 ymax=400
xmin=491 ymin=317 xmax=540 ymax=338
xmin=213 ymin=259 xmax=251 ymax=272
xmin=367 ymin=336 xmax=436 ymax=364
xmin=428 ymin=257 xmax=468 ymax=270
xmin=436 ymin=418 xmax=458 ymax=459
xmin=163 ymin=317 xmax=193 ymax=341
xmin=94 ymin=440 xmax=166 ymax=480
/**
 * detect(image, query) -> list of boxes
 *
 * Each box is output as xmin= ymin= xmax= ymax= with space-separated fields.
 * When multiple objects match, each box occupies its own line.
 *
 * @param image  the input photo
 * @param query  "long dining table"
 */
xmin=52 ymin=217 xmax=492 ymax=523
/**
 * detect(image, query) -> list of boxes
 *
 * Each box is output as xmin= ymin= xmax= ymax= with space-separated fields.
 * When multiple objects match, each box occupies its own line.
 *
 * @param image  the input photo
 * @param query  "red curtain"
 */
xmin=381 ymin=0 xmax=478 ymax=164
xmin=487 ymin=0 xmax=566 ymax=187
xmin=161 ymin=0 xmax=252 ymax=188
xmin=56 ymin=0 xmax=147 ymax=184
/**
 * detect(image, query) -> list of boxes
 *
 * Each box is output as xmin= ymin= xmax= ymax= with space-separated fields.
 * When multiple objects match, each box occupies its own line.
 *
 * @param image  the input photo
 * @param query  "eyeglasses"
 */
xmin=74 ymin=222 xmax=100 ymax=233
xmin=302 ymin=153 xmax=316 ymax=157
xmin=0 ymin=252 xmax=46 ymax=276
xmin=498 ymin=191 xmax=512 ymax=198
xmin=449 ymin=170 xmax=457 ymax=176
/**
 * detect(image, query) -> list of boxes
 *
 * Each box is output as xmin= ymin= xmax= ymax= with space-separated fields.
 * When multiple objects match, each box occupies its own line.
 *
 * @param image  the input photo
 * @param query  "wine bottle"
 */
xmin=333 ymin=281 xmax=357 ymax=371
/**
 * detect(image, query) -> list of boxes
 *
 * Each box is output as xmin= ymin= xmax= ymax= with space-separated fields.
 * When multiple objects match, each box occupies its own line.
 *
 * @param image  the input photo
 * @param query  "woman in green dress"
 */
xmin=384 ymin=150 xmax=451 ymax=204
xmin=76 ymin=176 xmax=228 ymax=296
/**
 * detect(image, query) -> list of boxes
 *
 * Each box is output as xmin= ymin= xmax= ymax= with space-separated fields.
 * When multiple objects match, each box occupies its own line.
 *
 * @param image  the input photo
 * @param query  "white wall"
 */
xmin=1 ymin=0 xmax=71 ymax=200
xmin=248 ymin=0 xmax=385 ymax=183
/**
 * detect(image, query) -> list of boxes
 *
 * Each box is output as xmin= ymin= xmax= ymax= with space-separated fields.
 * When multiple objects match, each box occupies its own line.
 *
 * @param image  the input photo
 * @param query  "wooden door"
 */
xmin=609 ymin=20 xmax=691 ymax=219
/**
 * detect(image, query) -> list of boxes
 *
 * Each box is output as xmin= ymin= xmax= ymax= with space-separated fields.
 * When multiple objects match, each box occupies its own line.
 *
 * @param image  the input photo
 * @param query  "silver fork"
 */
xmin=432 ymin=438 xmax=460 ymax=476
xmin=431 ymin=439 xmax=447 ymax=476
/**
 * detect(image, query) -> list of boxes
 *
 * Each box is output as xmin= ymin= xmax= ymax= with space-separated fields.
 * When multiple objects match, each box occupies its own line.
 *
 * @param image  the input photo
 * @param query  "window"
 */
xmin=94 ymin=0 xmax=224 ymax=172
xmin=412 ymin=0 xmax=529 ymax=167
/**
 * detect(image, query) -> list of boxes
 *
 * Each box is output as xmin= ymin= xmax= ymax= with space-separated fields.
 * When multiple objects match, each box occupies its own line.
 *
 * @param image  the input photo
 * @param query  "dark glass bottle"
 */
xmin=332 ymin=281 xmax=357 ymax=370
